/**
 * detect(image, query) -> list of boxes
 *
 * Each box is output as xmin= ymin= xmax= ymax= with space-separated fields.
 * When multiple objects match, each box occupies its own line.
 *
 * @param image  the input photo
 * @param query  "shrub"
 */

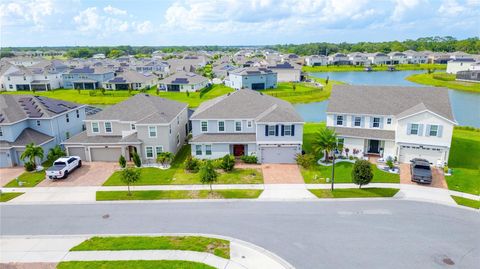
xmin=118 ymin=155 xmax=126 ymax=168
xmin=24 ymin=161 xmax=36 ymax=172
xmin=221 ymin=154 xmax=235 ymax=172
xmin=241 ymin=155 xmax=258 ymax=164
xmin=351 ymin=160 xmax=373 ymax=188
xmin=295 ymin=154 xmax=316 ymax=168
xmin=200 ymin=160 xmax=218 ymax=191
xmin=132 ymin=152 xmax=141 ymax=167
xmin=211 ymin=158 xmax=223 ymax=169
xmin=184 ymin=155 xmax=200 ymax=172
xmin=386 ymin=159 xmax=394 ymax=170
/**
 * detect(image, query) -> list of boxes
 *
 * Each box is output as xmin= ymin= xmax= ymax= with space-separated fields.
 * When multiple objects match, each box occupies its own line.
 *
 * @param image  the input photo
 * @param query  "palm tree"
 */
xmin=20 ymin=143 xmax=44 ymax=168
xmin=47 ymin=145 xmax=66 ymax=163
xmin=156 ymin=152 xmax=174 ymax=168
xmin=312 ymin=126 xmax=338 ymax=162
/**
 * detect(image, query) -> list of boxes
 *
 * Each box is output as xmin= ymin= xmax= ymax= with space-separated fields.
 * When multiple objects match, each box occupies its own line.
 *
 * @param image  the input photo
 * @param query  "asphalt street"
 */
xmin=1 ymin=200 xmax=479 ymax=269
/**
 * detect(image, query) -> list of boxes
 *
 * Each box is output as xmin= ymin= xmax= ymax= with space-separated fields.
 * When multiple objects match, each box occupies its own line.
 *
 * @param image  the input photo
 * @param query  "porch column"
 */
xmin=45 ymin=83 xmax=48 ymax=91
xmin=82 ymin=83 xmax=85 ymax=90
xmin=29 ymin=84 xmax=32 ymax=91
xmin=93 ymin=83 xmax=96 ymax=90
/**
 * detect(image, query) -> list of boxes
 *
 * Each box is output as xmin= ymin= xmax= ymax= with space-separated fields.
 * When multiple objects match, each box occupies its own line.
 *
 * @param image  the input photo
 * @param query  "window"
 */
xmin=387 ymin=118 xmax=392 ymax=124
xmin=145 ymin=146 xmax=154 ymax=158
xmin=218 ymin=121 xmax=225 ymax=132
xmin=268 ymin=125 xmax=276 ymax=136
xmin=169 ymin=126 xmax=171 ymax=134
xmin=155 ymin=146 xmax=163 ymax=156
xmin=0 ymin=126 xmax=3 ymax=136
xmin=410 ymin=124 xmax=419 ymax=135
xmin=148 ymin=126 xmax=157 ymax=137
xmin=429 ymin=125 xmax=438 ymax=136
xmin=235 ymin=121 xmax=242 ymax=132
xmin=66 ymin=132 xmax=70 ymax=139
xmin=9 ymin=85 xmax=12 ymax=89
xmin=205 ymin=145 xmax=212 ymax=155
xmin=195 ymin=145 xmax=202 ymax=155
xmin=336 ymin=115 xmax=343 ymax=126
xmin=372 ymin=117 xmax=380 ymax=128
xmin=104 ymin=122 xmax=112 ymax=133
xmin=354 ymin=117 xmax=361 ymax=127
xmin=247 ymin=121 xmax=252 ymax=128
xmin=284 ymin=125 xmax=292 ymax=136
xmin=91 ymin=122 xmax=99 ymax=133
xmin=201 ymin=121 xmax=208 ymax=132
xmin=176 ymin=133 xmax=180 ymax=145
xmin=66 ymin=114 xmax=70 ymax=123
xmin=177 ymin=116 xmax=179 ymax=125
xmin=131 ymin=124 xmax=136 ymax=130
xmin=36 ymin=120 xmax=41 ymax=126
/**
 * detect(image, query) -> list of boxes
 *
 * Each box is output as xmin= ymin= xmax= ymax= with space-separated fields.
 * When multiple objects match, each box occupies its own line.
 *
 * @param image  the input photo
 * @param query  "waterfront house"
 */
xmin=225 ymin=67 xmax=277 ymax=90
xmin=62 ymin=66 xmax=115 ymax=89
xmin=159 ymin=71 xmax=209 ymax=92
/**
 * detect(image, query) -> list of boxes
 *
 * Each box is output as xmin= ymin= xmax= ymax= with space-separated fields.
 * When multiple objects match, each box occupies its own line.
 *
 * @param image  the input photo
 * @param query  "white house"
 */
xmin=328 ymin=53 xmax=350 ymax=65
xmin=348 ymin=52 xmax=369 ymax=66
xmin=327 ymin=85 xmax=456 ymax=165
xmin=446 ymin=58 xmax=476 ymax=74
xmin=388 ymin=52 xmax=408 ymax=64
xmin=305 ymin=55 xmax=328 ymax=66
xmin=367 ymin=53 xmax=390 ymax=65
xmin=404 ymin=50 xmax=428 ymax=64
xmin=267 ymin=62 xmax=302 ymax=82
xmin=159 ymin=71 xmax=209 ymax=92
xmin=225 ymin=67 xmax=277 ymax=90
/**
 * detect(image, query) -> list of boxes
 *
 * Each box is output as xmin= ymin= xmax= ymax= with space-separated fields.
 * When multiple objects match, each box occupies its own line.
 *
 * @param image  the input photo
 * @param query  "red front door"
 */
xmin=233 ymin=145 xmax=245 ymax=157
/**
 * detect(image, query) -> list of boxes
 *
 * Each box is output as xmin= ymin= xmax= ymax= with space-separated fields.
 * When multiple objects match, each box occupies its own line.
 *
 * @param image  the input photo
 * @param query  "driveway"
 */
xmin=399 ymin=163 xmax=447 ymax=189
xmin=37 ymin=162 xmax=118 ymax=187
xmin=0 ymin=167 xmax=25 ymax=187
xmin=261 ymin=164 xmax=304 ymax=184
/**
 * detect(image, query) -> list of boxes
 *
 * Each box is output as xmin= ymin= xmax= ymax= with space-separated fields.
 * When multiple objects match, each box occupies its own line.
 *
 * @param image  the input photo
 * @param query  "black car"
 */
xmin=410 ymin=158 xmax=433 ymax=184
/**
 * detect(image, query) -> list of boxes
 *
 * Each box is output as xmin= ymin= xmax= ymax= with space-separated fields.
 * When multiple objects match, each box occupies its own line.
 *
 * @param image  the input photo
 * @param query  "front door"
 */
xmin=233 ymin=145 xmax=245 ymax=157
xmin=368 ymin=140 xmax=380 ymax=154
xmin=128 ymin=146 xmax=137 ymax=161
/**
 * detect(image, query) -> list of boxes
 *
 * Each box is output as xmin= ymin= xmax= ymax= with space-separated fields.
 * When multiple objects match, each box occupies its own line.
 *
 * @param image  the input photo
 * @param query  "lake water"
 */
xmin=295 ymin=71 xmax=480 ymax=127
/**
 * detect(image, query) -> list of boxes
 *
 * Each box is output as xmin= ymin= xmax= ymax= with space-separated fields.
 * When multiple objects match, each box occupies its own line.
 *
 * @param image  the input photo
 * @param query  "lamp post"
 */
xmin=331 ymin=148 xmax=336 ymax=191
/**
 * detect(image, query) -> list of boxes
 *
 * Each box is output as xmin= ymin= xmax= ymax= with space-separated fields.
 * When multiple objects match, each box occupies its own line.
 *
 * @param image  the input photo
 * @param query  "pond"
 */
xmin=295 ymin=71 xmax=480 ymax=127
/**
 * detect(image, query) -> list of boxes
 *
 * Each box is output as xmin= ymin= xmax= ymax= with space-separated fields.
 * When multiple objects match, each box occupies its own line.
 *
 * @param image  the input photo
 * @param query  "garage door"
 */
xmin=251 ymin=83 xmax=265 ymax=90
xmin=0 ymin=152 xmax=10 ymax=167
xmin=67 ymin=147 xmax=87 ymax=161
xmin=90 ymin=147 xmax=122 ymax=162
xmin=399 ymin=145 xmax=444 ymax=164
xmin=260 ymin=146 xmax=298 ymax=164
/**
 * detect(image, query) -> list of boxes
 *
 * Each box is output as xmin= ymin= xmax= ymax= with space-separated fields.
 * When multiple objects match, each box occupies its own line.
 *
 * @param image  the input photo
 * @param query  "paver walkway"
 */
xmin=0 ymin=167 xmax=24 ymax=187
xmin=399 ymin=163 xmax=447 ymax=189
xmin=261 ymin=164 xmax=304 ymax=184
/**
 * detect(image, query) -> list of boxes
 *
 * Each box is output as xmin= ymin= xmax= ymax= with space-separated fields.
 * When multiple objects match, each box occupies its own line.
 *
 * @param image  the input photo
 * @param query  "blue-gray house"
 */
xmin=62 ymin=66 xmax=114 ymax=89
xmin=0 ymin=95 xmax=86 ymax=167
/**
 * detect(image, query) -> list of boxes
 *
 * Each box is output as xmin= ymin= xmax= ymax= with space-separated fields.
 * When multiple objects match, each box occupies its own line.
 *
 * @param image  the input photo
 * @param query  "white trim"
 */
xmin=148 ymin=126 xmax=157 ymax=138
xmin=218 ymin=121 xmax=225 ymax=132
xmin=234 ymin=120 xmax=243 ymax=132
xmin=396 ymin=109 xmax=457 ymax=125
xmin=247 ymin=120 xmax=253 ymax=128
xmin=145 ymin=146 xmax=154 ymax=159
xmin=155 ymin=145 xmax=164 ymax=156
xmin=104 ymin=121 xmax=112 ymax=133
xmin=91 ymin=122 xmax=100 ymax=133
xmin=200 ymin=121 xmax=208 ymax=133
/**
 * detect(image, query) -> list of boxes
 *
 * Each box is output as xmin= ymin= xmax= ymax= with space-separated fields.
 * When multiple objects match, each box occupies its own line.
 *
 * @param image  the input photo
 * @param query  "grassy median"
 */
xmin=309 ymin=188 xmax=399 ymax=198
xmin=96 ymin=189 xmax=262 ymax=201
xmin=57 ymin=260 xmax=215 ymax=269
xmin=451 ymin=196 xmax=480 ymax=209
xmin=71 ymin=236 xmax=230 ymax=259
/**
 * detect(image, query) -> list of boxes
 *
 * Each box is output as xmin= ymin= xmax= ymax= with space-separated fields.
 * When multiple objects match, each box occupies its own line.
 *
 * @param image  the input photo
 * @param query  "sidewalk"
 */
xmin=0 ymin=234 xmax=294 ymax=269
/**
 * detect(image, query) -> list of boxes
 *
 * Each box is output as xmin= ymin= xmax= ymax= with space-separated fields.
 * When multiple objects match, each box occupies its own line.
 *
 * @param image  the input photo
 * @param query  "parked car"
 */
xmin=46 ymin=156 xmax=82 ymax=179
xmin=410 ymin=158 xmax=433 ymax=184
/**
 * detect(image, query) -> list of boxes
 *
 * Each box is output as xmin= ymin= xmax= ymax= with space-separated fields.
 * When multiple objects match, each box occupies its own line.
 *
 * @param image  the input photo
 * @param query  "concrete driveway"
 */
xmin=0 ymin=167 xmax=25 ymax=187
xmin=37 ymin=162 xmax=118 ymax=187
xmin=261 ymin=164 xmax=304 ymax=184
xmin=399 ymin=163 xmax=447 ymax=189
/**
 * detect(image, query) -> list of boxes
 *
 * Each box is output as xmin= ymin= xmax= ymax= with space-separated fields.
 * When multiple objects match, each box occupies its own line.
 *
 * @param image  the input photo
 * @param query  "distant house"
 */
xmin=104 ymin=70 xmax=158 ymax=90
xmin=63 ymin=94 xmax=188 ymax=163
xmin=267 ymin=62 xmax=302 ymax=82
xmin=428 ymin=52 xmax=450 ymax=64
xmin=305 ymin=55 xmax=328 ymax=66
xmin=348 ymin=52 xmax=369 ymax=66
xmin=404 ymin=50 xmax=428 ymax=64
xmin=62 ymin=66 xmax=115 ymax=89
xmin=456 ymin=70 xmax=480 ymax=83
xmin=449 ymin=51 xmax=471 ymax=60
xmin=0 ymin=95 xmax=86 ymax=167
xmin=92 ymin=54 xmax=106 ymax=59
xmin=131 ymin=60 xmax=169 ymax=77
xmin=2 ymin=65 xmax=64 ymax=91
xmin=190 ymin=89 xmax=304 ymax=163
xmin=388 ymin=52 xmax=408 ymax=64
xmin=367 ymin=52 xmax=390 ymax=65
xmin=7 ymin=57 xmax=44 ymax=67
xmin=446 ymin=58 xmax=476 ymax=74
xmin=226 ymin=67 xmax=277 ymax=90
xmin=328 ymin=53 xmax=350 ymax=65
xmin=212 ymin=63 xmax=237 ymax=79
xmin=159 ymin=71 xmax=209 ymax=92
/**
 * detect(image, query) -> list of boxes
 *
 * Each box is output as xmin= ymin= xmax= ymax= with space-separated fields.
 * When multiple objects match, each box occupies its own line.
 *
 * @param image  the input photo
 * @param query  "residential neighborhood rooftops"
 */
xmin=159 ymin=71 xmax=208 ymax=85
xmin=230 ymin=66 xmax=275 ymax=75
xmin=327 ymin=85 xmax=455 ymax=122
xmin=86 ymin=93 xmax=187 ymax=123
xmin=0 ymin=128 xmax=54 ymax=149
xmin=191 ymin=89 xmax=303 ymax=122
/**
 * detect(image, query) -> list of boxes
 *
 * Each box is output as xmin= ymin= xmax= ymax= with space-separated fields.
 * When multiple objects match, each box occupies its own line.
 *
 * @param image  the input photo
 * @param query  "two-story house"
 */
xmin=0 ymin=95 xmax=86 ymax=167
xmin=388 ymin=52 xmax=408 ymax=64
xmin=367 ymin=52 xmax=390 ymax=65
xmin=225 ymin=67 xmax=277 ymax=90
xmin=63 ymin=94 xmax=188 ymax=163
xmin=326 ymin=85 xmax=456 ymax=165
xmin=305 ymin=55 xmax=328 ymax=66
xmin=328 ymin=53 xmax=351 ymax=65
xmin=267 ymin=62 xmax=302 ymax=82
xmin=62 ymin=66 xmax=115 ymax=89
xmin=190 ymin=89 xmax=304 ymax=163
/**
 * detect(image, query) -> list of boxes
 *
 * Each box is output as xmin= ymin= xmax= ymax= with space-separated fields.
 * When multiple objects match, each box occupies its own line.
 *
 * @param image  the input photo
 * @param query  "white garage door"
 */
xmin=67 ymin=147 xmax=87 ymax=161
xmin=399 ymin=145 xmax=444 ymax=164
xmin=260 ymin=146 xmax=298 ymax=164
xmin=90 ymin=147 xmax=122 ymax=162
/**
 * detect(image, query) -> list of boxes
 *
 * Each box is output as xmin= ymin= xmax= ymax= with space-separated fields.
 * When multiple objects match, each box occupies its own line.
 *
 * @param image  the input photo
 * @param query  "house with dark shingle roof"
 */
xmin=327 ymin=85 xmax=457 ymax=165
xmin=158 ymin=71 xmax=209 ymax=92
xmin=62 ymin=66 xmax=115 ymax=89
xmin=104 ymin=70 xmax=158 ymax=90
xmin=63 ymin=94 xmax=188 ymax=163
xmin=190 ymin=89 xmax=304 ymax=163
xmin=0 ymin=95 xmax=86 ymax=167
xmin=225 ymin=67 xmax=277 ymax=90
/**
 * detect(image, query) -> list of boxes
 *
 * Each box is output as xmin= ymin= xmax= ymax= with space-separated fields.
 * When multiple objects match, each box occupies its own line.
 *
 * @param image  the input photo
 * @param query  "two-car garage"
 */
xmin=259 ymin=145 xmax=301 ymax=164
xmin=398 ymin=145 xmax=447 ymax=164
xmin=66 ymin=146 xmax=122 ymax=162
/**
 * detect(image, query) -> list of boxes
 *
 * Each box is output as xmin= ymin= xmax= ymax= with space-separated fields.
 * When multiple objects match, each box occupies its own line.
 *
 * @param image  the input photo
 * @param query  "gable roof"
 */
xmin=191 ymin=89 xmax=303 ymax=123
xmin=160 ymin=71 xmax=208 ymax=85
xmin=327 ymin=85 xmax=455 ymax=122
xmin=87 ymin=94 xmax=187 ymax=123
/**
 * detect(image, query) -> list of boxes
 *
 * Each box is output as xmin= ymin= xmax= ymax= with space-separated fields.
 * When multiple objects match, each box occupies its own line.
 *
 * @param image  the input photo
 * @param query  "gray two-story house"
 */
xmin=62 ymin=66 xmax=115 ymax=89
xmin=0 ymin=95 xmax=86 ymax=167
xmin=63 ymin=94 xmax=188 ymax=163
xmin=190 ymin=89 xmax=304 ymax=163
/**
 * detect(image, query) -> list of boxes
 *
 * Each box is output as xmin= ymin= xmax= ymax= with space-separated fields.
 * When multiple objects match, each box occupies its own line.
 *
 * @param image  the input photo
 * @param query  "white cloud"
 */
xmin=438 ymin=0 xmax=467 ymax=16
xmin=134 ymin=21 xmax=154 ymax=34
xmin=391 ymin=0 xmax=421 ymax=20
xmin=0 ymin=0 xmax=58 ymax=29
xmin=104 ymin=5 xmax=127 ymax=16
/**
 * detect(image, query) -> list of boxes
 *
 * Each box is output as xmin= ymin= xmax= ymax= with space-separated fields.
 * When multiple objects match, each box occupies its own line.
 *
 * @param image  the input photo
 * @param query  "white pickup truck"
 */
xmin=46 ymin=156 xmax=82 ymax=179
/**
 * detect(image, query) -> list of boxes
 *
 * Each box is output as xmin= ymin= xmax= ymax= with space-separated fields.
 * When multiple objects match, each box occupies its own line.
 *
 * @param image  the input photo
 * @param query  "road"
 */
xmin=1 ymin=200 xmax=479 ymax=269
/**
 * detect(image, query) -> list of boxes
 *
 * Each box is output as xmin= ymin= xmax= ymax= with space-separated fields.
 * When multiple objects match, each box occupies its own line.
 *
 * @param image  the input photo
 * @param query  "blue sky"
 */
xmin=1 ymin=0 xmax=479 ymax=47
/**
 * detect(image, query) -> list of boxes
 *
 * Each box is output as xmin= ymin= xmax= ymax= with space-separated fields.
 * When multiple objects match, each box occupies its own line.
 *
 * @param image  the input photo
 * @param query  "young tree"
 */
xmin=351 ymin=160 xmax=374 ymax=188
xmin=312 ymin=126 xmax=337 ymax=161
xmin=156 ymin=152 xmax=174 ymax=168
xmin=132 ymin=152 xmax=142 ymax=167
xmin=200 ymin=160 xmax=218 ymax=191
xmin=120 ymin=167 xmax=141 ymax=195
xmin=221 ymin=154 xmax=235 ymax=172
xmin=118 ymin=155 xmax=127 ymax=169
xmin=20 ymin=143 xmax=44 ymax=169
xmin=47 ymin=145 xmax=66 ymax=163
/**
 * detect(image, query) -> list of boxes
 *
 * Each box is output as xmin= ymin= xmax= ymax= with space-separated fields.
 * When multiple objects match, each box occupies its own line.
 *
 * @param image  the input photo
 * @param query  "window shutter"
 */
xmin=351 ymin=116 xmax=355 ymax=127
xmin=265 ymin=125 xmax=269 ymax=136
xmin=369 ymin=117 xmax=373 ymax=128
xmin=343 ymin=116 xmax=347 ymax=126
xmin=333 ymin=114 xmax=337 ymax=125
xmin=379 ymin=117 xmax=384 ymax=129
xmin=407 ymin=123 xmax=412 ymax=135
xmin=437 ymin=125 xmax=443 ymax=137
xmin=418 ymin=124 xmax=424 ymax=136
xmin=275 ymin=125 xmax=279 ymax=136
xmin=291 ymin=125 xmax=295 ymax=136
xmin=281 ymin=125 xmax=285 ymax=136
xmin=425 ymin=125 xmax=431 ymax=137
xmin=361 ymin=116 xmax=365 ymax=128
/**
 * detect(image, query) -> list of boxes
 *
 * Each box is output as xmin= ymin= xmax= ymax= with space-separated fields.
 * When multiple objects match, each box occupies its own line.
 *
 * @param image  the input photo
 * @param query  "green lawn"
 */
xmin=451 ymin=196 xmax=480 ymax=209
xmin=57 ymin=260 xmax=215 ymax=269
xmin=3 ymin=170 xmax=45 ymax=187
xmin=302 ymin=64 xmax=446 ymax=72
xmin=262 ymin=79 xmax=343 ymax=104
xmin=309 ymin=188 xmax=399 ymax=198
xmin=302 ymin=162 xmax=400 ymax=184
xmin=406 ymin=72 xmax=480 ymax=93
xmin=302 ymin=122 xmax=326 ymax=154
xmin=97 ymin=189 xmax=262 ymax=201
xmin=71 ymin=236 xmax=230 ymax=259
xmin=0 ymin=192 xmax=24 ymax=202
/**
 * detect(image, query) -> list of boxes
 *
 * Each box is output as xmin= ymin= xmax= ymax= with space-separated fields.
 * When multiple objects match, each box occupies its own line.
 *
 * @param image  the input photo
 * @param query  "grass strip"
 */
xmin=57 ymin=260 xmax=216 ymax=269
xmin=0 ymin=192 xmax=24 ymax=202
xmin=309 ymin=188 xmax=399 ymax=198
xmin=451 ymin=196 xmax=480 ymax=209
xmin=96 ymin=189 xmax=262 ymax=201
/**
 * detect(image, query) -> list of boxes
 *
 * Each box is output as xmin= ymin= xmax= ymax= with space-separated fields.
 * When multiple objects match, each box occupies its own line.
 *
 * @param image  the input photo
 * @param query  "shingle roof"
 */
xmin=327 ymin=85 xmax=455 ymax=122
xmin=191 ymin=89 xmax=303 ymax=123
xmin=190 ymin=133 xmax=257 ymax=143
xmin=331 ymin=127 xmax=395 ymax=140
xmin=230 ymin=67 xmax=275 ymax=76
xmin=63 ymin=131 xmax=142 ymax=144
xmin=86 ymin=93 xmax=187 ymax=123
xmin=0 ymin=128 xmax=54 ymax=149
xmin=160 ymin=71 xmax=208 ymax=85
